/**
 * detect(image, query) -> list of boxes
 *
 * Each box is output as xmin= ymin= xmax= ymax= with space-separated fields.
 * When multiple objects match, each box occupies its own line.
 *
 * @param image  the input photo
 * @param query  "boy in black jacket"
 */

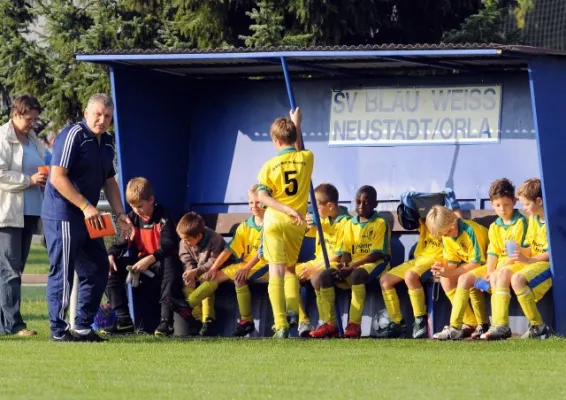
xmin=105 ymin=177 xmax=186 ymax=336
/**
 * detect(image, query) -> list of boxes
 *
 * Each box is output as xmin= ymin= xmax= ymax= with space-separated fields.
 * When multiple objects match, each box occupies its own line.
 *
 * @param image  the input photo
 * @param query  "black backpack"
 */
xmin=396 ymin=192 xmax=447 ymax=231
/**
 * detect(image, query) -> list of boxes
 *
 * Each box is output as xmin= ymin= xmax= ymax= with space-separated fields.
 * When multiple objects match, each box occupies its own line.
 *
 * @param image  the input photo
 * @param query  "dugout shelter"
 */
xmin=77 ymin=43 xmax=566 ymax=336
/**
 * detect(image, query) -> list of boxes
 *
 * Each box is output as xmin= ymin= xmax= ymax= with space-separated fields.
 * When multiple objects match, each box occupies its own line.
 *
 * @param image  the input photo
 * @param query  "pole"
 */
xmin=280 ymin=56 xmax=343 ymax=335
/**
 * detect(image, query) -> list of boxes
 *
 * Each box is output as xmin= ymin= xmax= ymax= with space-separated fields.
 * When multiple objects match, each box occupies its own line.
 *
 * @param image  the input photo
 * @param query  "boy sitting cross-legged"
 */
xmin=201 ymin=184 xmax=268 ymax=337
xmin=105 ymin=177 xmax=187 ymax=336
xmin=311 ymin=185 xmax=390 ymax=339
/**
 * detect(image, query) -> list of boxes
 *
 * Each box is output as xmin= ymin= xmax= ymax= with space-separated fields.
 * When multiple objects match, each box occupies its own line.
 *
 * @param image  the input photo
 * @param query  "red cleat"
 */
xmin=344 ymin=322 xmax=361 ymax=338
xmin=309 ymin=323 xmax=339 ymax=338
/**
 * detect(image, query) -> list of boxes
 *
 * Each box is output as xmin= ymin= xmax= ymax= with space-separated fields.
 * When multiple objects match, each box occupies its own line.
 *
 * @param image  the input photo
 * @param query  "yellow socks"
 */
xmin=469 ymin=288 xmax=490 ymax=325
xmin=516 ymin=286 xmax=543 ymax=326
xmin=284 ymin=273 xmax=300 ymax=316
xmin=492 ymin=287 xmax=511 ymax=326
xmin=319 ymin=287 xmax=336 ymax=326
xmin=235 ymin=285 xmax=253 ymax=322
xmin=382 ymin=288 xmax=403 ymax=324
xmin=449 ymin=288 xmax=470 ymax=328
xmin=350 ymin=284 xmax=366 ymax=324
xmin=268 ymin=277 xmax=288 ymax=330
xmin=202 ymin=294 xmax=215 ymax=320
xmin=188 ymin=281 xmax=219 ymax=309
xmin=446 ymin=288 xmax=477 ymax=327
xmin=408 ymin=287 xmax=427 ymax=318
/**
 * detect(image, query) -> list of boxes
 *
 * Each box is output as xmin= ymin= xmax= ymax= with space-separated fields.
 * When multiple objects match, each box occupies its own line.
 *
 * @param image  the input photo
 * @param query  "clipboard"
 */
xmin=86 ymin=213 xmax=117 ymax=239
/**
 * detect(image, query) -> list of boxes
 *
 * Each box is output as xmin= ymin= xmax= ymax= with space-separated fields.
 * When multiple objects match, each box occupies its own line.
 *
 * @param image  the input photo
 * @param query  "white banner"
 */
xmin=329 ymin=85 xmax=502 ymax=146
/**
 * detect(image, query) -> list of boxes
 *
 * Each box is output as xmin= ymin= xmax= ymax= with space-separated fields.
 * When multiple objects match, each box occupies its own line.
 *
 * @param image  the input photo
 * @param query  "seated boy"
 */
xmin=293 ymin=183 xmax=351 ymax=337
xmin=310 ymin=185 xmax=390 ymax=339
xmin=458 ymin=179 xmax=522 ymax=340
xmin=485 ymin=178 xmax=552 ymax=339
xmin=378 ymin=193 xmax=463 ymax=339
xmin=105 ymin=177 xmax=185 ymax=336
xmin=200 ymin=184 xmax=267 ymax=337
xmin=177 ymin=212 xmax=227 ymax=336
xmin=256 ymin=108 xmax=314 ymax=338
xmin=426 ymin=205 xmax=490 ymax=340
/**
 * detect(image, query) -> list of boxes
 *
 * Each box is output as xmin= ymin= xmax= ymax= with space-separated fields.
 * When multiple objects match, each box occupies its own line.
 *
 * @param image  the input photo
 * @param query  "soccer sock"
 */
xmin=516 ymin=286 xmax=543 ymax=326
xmin=315 ymin=290 xmax=323 ymax=323
xmin=184 ymin=286 xmax=202 ymax=321
xmin=349 ymin=284 xmax=366 ymax=325
xmin=382 ymin=288 xmax=403 ymax=324
xmin=202 ymin=294 xmax=215 ymax=320
xmin=268 ymin=277 xmax=288 ymax=330
xmin=298 ymin=296 xmax=310 ymax=324
xmin=446 ymin=288 xmax=476 ymax=327
xmin=188 ymin=281 xmax=219 ymax=309
xmin=492 ymin=287 xmax=511 ymax=326
xmin=284 ymin=273 xmax=300 ymax=316
xmin=469 ymin=288 xmax=490 ymax=325
xmin=319 ymin=287 xmax=336 ymax=326
xmin=236 ymin=285 xmax=253 ymax=322
xmin=449 ymin=288 xmax=470 ymax=329
xmin=408 ymin=287 xmax=427 ymax=318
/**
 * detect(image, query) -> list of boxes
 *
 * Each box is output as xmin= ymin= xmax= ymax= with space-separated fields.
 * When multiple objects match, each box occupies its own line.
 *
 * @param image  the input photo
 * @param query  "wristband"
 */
xmin=116 ymin=212 xmax=126 ymax=219
xmin=80 ymin=200 xmax=90 ymax=211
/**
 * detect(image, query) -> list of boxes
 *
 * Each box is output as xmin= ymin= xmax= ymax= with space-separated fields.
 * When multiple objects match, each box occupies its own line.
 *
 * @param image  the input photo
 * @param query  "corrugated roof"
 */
xmin=75 ymin=43 xmax=566 ymax=79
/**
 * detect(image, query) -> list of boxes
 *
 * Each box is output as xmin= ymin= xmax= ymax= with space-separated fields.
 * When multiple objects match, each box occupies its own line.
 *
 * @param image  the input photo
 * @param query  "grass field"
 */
xmin=2 ymin=287 xmax=566 ymax=400
xmin=24 ymin=244 xmax=50 ymax=275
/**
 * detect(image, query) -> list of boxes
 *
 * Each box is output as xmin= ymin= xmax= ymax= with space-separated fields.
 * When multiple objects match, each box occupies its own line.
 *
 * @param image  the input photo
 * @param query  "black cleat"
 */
xmin=232 ymin=320 xmax=255 ymax=337
xmin=200 ymin=318 xmax=218 ymax=337
xmin=72 ymin=330 xmax=108 ymax=342
xmin=412 ymin=316 xmax=428 ymax=339
xmin=374 ymin=321 xmax=407 ymax=339
xmin=154 ymin=319 xmax=174 ymax=336
xmin=50 ymin=331 xmax=77 ymax=342
xmin=99 ymin=317 xmax=135 ymax=335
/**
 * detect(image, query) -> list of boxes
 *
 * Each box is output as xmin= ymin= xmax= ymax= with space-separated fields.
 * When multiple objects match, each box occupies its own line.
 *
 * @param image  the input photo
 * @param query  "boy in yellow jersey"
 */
xmin=378 ymin=204 xmax=463 ymax=339
xmin=201 ymin=184 xmax=267 ymax=337
xmin=484 ymin=178 xmax=552 ymax=339
xmin=311 ymin=185 xmax=390 ymax=339
xmin=427 ymin=205 xmax=490 ymax=340
xmin=464 ymin=179 xmax=525 ymax=340
xmin=256 ymin=108 xmax=314 ymax=338
xmin=292 ymin=183 xmax=351 ymax=337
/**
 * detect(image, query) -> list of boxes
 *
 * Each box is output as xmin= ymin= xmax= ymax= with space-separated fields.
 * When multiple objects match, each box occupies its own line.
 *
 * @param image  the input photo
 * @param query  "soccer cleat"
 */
xmin=154 ymin=319 xmax=174 ymax=336
xmin=412 ymin=316 xmax=428 ymax=339
xmin=232 ymin=320 xmax=255 ymax=337
xmin=188 ymin=320 xmax=203 ymax=336
xmin=470 ymin=323 xmax=490 ymax=340
xmin=298 ymin=322 xmax=313 ymax=338
xmin=461 ymin=324 xmax=475 ymax=339
xmin=480 ymin=325 xmax=512 ymax=341
xmin=273 ymin=328 xmax=289 ymax=339
xmin=433 ymin=326 xmax=464 ymax=341
xmin=344 ymin=322 xmax=362 ymax=338
xmin=72 ymin=330 xmax=108 ymax=342
xmin=374 ymin=321 xmax=406 ymax=339
xmin=99 ymin=317 xmax=135 ymax=335
xmin=15 ymin=329 xmax=37 ymax=337
xmin=287 ymin=311 xmax=299 ymax=327
xmin=199 ymin=318 xmax=218 ymax=337
xmin=309 ymin=323 xmax=339 ymax=338
xmin=50 ymin=331 xmax=77 ymax=342
xmin=521 ymin=323 xmax=552 ymax=339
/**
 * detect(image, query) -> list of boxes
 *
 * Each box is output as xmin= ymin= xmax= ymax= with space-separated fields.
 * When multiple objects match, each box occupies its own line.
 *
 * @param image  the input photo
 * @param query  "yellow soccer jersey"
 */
xmin=338 ymin=212 xmax=390 ymax=262
xmin=414 ymin=220 xmax=443 ymax=259
xmin=522 ymin=215 xmax=548 ymax=256
xmin=443 ymin=219 xmax=489 ymax=265
xmin=227 ymin=216 xmax=263 ymax=264
xmin=305 ymin=206 xmax=351 ymax=261
xmin=257 ymin=148 xmax=314 ymax=215
xmin=487 ymin=210 xmax=528 ymax=262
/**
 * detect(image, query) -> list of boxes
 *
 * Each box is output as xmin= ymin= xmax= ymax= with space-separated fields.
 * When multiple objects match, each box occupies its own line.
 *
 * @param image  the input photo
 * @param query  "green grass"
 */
xmin=24 ymin=244 xmax=49 ymax=275
xmin=3 ymin=296 xmax=566 ymax=399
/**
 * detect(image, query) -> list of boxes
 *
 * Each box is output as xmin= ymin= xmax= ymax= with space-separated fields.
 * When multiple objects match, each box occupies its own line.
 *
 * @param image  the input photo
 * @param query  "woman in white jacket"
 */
xmin=0 ymin=94 xmax=46 ymax=336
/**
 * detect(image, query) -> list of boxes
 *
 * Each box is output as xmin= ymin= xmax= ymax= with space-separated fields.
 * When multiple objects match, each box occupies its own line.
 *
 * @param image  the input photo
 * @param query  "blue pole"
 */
xmin=280 ymin=56 xmax=343 ymax=335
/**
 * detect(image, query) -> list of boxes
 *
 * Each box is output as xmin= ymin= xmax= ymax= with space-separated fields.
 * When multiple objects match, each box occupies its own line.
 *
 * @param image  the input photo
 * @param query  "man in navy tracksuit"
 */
xmin=42 ymin=93 xmax=131 ymax=342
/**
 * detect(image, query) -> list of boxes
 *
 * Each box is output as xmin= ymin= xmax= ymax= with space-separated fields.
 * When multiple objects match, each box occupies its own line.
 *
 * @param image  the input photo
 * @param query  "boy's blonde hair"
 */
xmin=517 ymin=178 xmax=542 ymax=201
xmin=270 ymin=117 xmax=297 ymax=145
xmin=315 ymin=183 xmax=339 ymax=204
xmin=248 ymin=184 xmax=259 ymax=197
xmin=126 ymin=177 xmax=154 ymax=204
xmin=177 ymin=212 xmax=205 ymax=238
xmin=426 ymin=205 xmax=458 ymax=238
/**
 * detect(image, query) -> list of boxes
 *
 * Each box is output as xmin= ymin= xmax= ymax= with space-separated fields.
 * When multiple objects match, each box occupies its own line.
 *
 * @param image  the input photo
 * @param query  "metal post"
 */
xmin=280 ymin=56 xmax=343 ymax=335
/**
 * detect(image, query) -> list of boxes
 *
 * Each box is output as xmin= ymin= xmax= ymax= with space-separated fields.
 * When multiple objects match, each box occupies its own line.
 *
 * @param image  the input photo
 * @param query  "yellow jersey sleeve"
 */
xmin=370 ymin=217 xmax=389 ymax=255
xmin=227 ymin=222 xmax=247 ymax=260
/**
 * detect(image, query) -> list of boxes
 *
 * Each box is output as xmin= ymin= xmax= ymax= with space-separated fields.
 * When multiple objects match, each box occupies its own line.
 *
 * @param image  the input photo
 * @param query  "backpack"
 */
xmin=397 ymin=189 xmax=459 ymax=231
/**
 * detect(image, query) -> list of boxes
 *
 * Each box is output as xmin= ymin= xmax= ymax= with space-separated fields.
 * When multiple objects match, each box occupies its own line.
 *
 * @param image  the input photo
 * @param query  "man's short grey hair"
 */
xmin=87 ymin=93 xmax=114 ymax=109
